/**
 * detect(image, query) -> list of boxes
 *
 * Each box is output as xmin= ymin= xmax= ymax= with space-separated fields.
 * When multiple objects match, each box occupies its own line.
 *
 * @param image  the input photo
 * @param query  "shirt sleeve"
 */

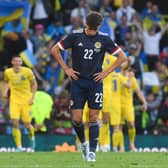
xmin=4 ymin=70 xmax=9 ymax=82
xmin=132 ymin=77 xmax=139 ymax=91
xmin=104 ymin=36 xmax=121 ymax=55
xmin=27 ymin=69 xmax=35 ymax=82
xmin=57 ymin=34 xmax=75 ymax=50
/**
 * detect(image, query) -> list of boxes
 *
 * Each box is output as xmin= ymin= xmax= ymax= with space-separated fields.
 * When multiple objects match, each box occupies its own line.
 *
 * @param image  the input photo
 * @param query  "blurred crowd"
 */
xmin=0 ymin=0 xmax=168 ymax=136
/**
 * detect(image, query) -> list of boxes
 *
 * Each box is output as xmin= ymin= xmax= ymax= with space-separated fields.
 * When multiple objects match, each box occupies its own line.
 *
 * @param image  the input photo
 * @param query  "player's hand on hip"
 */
xmin=93 ymin=71 xmax=109 ymax=82
xmin=65 ymin=68 xmax=80 ymax=80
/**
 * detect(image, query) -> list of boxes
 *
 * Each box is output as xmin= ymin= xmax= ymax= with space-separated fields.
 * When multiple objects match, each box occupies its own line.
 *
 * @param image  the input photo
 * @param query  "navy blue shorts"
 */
xmin=70 ymin=79 xmax=103 ymax=110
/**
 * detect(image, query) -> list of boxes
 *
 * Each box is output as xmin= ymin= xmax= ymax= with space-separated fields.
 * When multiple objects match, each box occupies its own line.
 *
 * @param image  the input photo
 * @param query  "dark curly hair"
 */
xmin=86 ymin=11 xmax=103 ymax=30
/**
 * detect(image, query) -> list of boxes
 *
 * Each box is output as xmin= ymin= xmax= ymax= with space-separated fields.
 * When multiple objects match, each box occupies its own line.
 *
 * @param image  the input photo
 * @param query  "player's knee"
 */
xmin=102 ymin=113 xmax=110 ymax=124
xmin=24 ymin=122 xmax=31 ymax=129
xmin=89 ymin=113 xmax=99 ymax=122
xmin=113 ymin=125 xmax=120 ymax=131
xmin=72 ymin=120 xmax=83 ymax=127
xmin=72 ymin=115 xmax=83 ymax=123
xmin=12 ymin=120 xmax=19 ymax=128
xmin=128 ymin=122 xmax=135 ymax=128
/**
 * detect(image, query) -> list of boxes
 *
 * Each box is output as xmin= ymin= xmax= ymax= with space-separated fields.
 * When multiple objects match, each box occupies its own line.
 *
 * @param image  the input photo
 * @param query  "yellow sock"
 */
xmin=128 ymin=127 xmax=136 ymax=144
xmin=12 ymin=128 xmax=22 ymax=147
xmin=112 ymin=129 xmax=120 ymax=149
xmin=99 ymin=123 xmax=109 ymax=146
xmin=119 ymin=131 xmax=124 ymax=148
xmin=85 ymin=128 xmax=89 ymax=142
xmin=104 ymin=123 xmax=110 ymax=146
xmin=28 ymin=125 xmax=35 ymax=139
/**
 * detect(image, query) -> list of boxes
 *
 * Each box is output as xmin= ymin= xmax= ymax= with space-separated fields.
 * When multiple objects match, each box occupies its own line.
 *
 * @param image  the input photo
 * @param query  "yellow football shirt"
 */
xmin=111 ymin=72 xmax=127 ymax=101
xmin=103 ymin=53 xmax=117 ymax=89
xmin=4 ymin=67 xmax=35 ymax=104
xmin=121 ymin=76 xmax=139 ymax=106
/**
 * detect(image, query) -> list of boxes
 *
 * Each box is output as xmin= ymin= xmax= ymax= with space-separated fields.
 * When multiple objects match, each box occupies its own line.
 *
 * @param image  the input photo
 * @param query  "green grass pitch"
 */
xmin=0 ymin=152 xmax=168 ymax=168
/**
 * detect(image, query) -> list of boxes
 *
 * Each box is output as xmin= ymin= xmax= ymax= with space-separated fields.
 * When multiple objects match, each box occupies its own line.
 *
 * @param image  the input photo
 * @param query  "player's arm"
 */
xmin=106 ymin=49 xmax=126 ymax=74
xmin=51 ymin=35 xmax=79 ymax=80
xmin=94 ymin=40 xmax=126 ymax=81
xmin=28 ymin=70 xmax=38 ymax=105
xmin=3 ymin=81 xmax=9 ymax=99
xmin=123 ymin=72 xmax=134 ymax=88
xmin=3 ymin=70 xmax=9 ymax=99
xmin=135 ymin=89 xmax=147 ymax=112
xmin=30 ymin=78 xmax=38 ymax=105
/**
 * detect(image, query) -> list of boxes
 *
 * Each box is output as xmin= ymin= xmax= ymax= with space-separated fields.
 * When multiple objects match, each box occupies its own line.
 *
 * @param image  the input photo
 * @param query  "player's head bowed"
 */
xmin=86 ymin=11 xmax=103 ymax=31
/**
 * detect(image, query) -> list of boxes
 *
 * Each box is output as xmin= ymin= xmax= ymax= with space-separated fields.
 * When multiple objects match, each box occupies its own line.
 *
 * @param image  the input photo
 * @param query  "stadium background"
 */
xmin=0 ymin=0 xmax=168 ymax=151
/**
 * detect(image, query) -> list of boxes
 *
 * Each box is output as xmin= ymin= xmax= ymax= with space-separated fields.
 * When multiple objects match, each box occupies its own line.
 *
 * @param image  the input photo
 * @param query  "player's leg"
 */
xmin=12 ymin=119 xmax=22 ymax=151
xmin=72 ymin=109 xmax=89 ymax=160
xmin=83 ymin=103 xmax=90 ymax=142
xmin=87 ymin=81 xmax=102 ymax=161
xmin=70 ymin=79 xmax=89 ymax=160
xmin=21 ymin=104 xmax=35 ymax=150
xmin=128 ymin=122 xmax=137 ymax=151
xmin=10 ymin=102 xmax=22 ymax=151
xmin=125 ymin=106 xmax=137 ymax=151
xmin=119 ymin=106 xmax=125 ymax=152
xmin=110 ymin=103 xmax=121 ymax=152
xmin=119 ymin=124 xmax=125 ymax=152
xmin=88 ymin=108 xmax=100 ymax=161
xmin=99 ymin=111 xmax=110 ymax=152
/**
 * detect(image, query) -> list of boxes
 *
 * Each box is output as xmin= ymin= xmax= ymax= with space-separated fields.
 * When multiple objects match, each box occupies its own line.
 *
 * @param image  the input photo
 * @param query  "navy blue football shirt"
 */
xmin=57 ymin=29 xmax=121 ymax=79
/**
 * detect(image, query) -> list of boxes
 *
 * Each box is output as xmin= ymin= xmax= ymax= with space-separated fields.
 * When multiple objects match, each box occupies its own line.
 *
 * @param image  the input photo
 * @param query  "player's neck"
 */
xmin=13 ymin=67 xmax=21 ymax=73
xmin=122 ymin=71 xmax=127 ymax=76
xmin=84 ymin=28 xmax=97 ymax=36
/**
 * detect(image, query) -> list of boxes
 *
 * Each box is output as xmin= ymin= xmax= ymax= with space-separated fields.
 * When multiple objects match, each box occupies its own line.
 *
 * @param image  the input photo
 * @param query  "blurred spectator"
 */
xmin=99 ymin=0 xmax=113 ymax=17
xmin=3 ymin=32 xmax=26 ymax=67
xmin=136 ymin=23 xmax=168 ymax=71
xmin=129 ymin=12 xmax=143 ymax=42
xmin=32 ymin=91 xmax=53 ymax=133
xmin=44 ymin=59 xmax=64 ymax=95
xmin=70 ymin=0 xmax=89 ymax=26
xmin=155 ymin=61 xmax=168 ymax=86
xmin=3 ymin=19 xmax=24 ymax=34
xmin=99 ymin=16 xmax=114 ymax=40
xmin=31 ymin=24 xmax=51 ymax=53
xmin=65 ymin=16 xmax=83 ymax=34
xmin=31 ymin=0 xmax=53 ymax=28
xmin=128 ymin=43 xmax=142 ymax=79
xmin=141 ymin=1 xmax=152 ymax=19
xmin=146 ymin=4 xmax=161 ymax=24
xmin=108 ymin=10 xmax=119 ymax=31
xmin=115 ymin=15 xmax=131 ymax=46
xmin=46 ymin=18 xmax=66 ymax=42
xmin=52 ymin=90 xmax=72 ymax=135
xmin=116 ymin=0 xmax=136 ymax=23
xmin=146 ymin=91 xmax=162 ymax=129
xmin=21 ymin=29 xmax=34 ymax=53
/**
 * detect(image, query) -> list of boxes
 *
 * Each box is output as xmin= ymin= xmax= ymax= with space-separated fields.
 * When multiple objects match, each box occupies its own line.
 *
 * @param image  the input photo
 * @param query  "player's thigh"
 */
xmin=70 ymin=80 xmax=87 ymax=109
xmin=110 ymin=103 xmax=121 ymax=126
xmin=122 ymin=105 xmax=135 ymax=123
xmin=10 ymin=102 xmax=21 ymax=120
xmin=88 ymin=81 xmax=103 ymax=110
xmin=21 ymin=104 xmax=32 ymax=123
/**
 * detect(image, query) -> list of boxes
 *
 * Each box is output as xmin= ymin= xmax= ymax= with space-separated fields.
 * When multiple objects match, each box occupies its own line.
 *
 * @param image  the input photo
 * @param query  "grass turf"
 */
xmin=0 ymin=152 xmax=167 ymax=168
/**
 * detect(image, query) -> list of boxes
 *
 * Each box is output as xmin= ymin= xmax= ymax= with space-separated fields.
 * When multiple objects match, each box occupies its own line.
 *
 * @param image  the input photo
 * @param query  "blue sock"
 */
xmin=89 ymin=122 xmax=99 ymax=152
xmin=72 ymin=121 xmax=85 ymax=143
